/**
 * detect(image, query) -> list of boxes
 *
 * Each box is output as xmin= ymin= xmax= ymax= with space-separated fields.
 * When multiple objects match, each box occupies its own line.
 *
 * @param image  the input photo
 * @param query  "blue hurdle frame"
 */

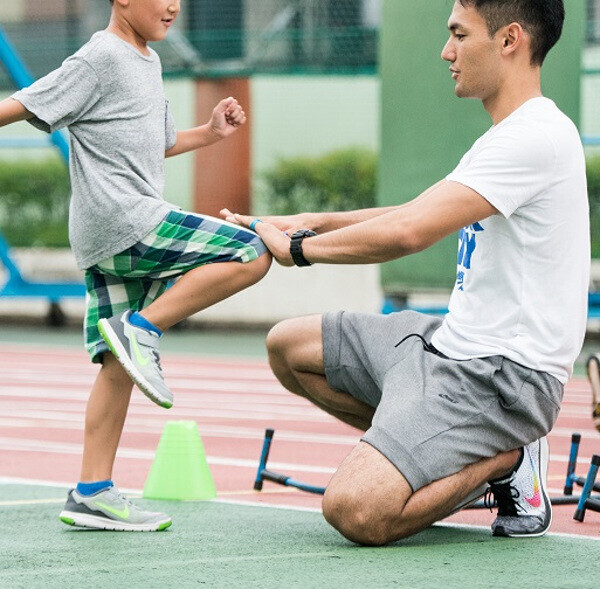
xmin=564 ymin=432 xmax=600 ymax=522
xmin=254 ymin=429 xmax=327 ymax=495
xmin=255 ymin=428 xmax=584 ymax=509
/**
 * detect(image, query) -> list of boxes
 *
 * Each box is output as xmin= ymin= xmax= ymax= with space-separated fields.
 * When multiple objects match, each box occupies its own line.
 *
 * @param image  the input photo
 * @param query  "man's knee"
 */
xmin=266 ymin=315 xmax=322 ymax=371
xmin=322 ymin=487 xmax=396 ymax=546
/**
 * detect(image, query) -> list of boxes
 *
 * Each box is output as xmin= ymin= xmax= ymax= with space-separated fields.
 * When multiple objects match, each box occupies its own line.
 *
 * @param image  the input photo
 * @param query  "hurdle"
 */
xmin=255 ymin=428 xmax=584 ymax=509
xmin=563 ymin=432 xmax=600 ymax=522
xmin=254 ymin=429 xmax=326 ymax=494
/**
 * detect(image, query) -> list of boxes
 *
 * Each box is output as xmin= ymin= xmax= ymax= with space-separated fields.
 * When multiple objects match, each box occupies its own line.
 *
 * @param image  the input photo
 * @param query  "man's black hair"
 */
xmin=459 ymin=0 xmax=565 ymax=65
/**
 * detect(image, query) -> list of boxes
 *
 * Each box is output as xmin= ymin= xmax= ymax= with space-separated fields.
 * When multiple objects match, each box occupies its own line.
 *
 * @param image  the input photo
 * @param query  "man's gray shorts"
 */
xmin=322 ymin=310 xmax=563 ymax=492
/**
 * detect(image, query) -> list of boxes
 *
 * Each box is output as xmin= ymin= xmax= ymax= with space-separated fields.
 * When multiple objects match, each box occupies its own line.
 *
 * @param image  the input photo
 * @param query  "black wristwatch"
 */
xmin=289 ymin=229 xmax=317 ymax=267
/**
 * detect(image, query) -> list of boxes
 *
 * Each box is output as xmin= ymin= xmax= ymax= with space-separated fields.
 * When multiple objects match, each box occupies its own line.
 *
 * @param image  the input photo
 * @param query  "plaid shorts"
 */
xmin=84 ymin=209 xmax=268 ymax=363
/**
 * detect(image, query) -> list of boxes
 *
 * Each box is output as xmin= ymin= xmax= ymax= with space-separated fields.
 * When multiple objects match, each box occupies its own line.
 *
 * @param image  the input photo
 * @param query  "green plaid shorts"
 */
xmin=84 ymin=209 xmax=267 ymax=363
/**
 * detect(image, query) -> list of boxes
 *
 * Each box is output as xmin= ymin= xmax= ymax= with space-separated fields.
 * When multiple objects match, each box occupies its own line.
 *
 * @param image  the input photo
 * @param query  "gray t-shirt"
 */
xmin=12 ymin=31 xmax=178 ymax=269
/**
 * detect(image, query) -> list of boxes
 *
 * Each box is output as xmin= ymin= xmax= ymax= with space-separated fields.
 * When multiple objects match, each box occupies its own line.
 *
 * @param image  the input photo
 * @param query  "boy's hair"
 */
xmin=459 ymin=0 xmax=564 ymax=65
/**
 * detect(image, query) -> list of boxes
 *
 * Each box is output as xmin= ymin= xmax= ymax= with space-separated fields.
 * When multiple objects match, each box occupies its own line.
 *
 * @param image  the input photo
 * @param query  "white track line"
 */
xmin=0 ymin=437 xmax=336 ymax=474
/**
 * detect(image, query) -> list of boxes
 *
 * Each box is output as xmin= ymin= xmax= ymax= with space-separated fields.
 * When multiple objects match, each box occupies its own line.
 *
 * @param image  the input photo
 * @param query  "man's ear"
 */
xmin=500 ymin=22 xmax=525 ymax=56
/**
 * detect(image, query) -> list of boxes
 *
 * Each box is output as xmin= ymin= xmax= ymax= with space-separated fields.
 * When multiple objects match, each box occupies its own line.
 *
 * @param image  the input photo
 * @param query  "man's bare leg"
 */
xmin=267 ymin=315 xmax=520 ymax=545
xmin=322 ymin=442 xmax=519 ymax=545
xmin=267 ymin=315 xmax=374 ymax=430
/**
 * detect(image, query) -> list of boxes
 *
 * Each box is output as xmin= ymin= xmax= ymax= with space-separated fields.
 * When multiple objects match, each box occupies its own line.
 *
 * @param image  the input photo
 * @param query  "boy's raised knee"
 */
xmin=248 ymin=252 xmax=272 ymax=282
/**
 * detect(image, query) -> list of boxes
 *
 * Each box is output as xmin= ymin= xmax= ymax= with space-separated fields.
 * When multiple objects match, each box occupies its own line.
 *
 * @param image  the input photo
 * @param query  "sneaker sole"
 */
xmin=59 ymin=510 xmax=172 ymax=532
xmin=495 ymin=438 xmax=552 ymax=538
xmin=98 ymin=318 xmax=173 ymax=409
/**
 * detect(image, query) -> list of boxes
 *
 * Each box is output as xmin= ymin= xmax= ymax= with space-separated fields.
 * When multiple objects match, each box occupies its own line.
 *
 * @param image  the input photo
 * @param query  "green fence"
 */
xmin=0 ymin=0 xmax=378 ymax=87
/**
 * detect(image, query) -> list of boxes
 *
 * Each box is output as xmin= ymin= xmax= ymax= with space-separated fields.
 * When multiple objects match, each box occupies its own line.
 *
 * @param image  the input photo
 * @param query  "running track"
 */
xmin=0 ymin=342 xmax=598 ymax=537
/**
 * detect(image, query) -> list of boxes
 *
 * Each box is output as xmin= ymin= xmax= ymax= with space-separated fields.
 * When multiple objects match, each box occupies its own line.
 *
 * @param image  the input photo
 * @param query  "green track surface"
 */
xmin=0 ymin=483 xmax=598 ymax=589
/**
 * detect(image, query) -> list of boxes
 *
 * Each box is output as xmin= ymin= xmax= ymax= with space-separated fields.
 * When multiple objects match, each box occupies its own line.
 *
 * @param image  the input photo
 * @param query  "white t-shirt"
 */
xmin=431 ymin=97 xmax=590 ymax=384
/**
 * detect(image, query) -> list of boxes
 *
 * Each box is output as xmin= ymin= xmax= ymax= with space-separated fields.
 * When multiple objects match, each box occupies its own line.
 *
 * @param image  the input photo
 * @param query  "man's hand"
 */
xmin=209 ymin=97 xmax=246 ymax=140
xmin=221 ymin=208 xmax=294 ymax=266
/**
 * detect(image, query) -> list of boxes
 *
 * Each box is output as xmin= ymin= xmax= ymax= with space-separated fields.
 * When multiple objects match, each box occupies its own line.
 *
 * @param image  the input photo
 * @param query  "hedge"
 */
xmin=2 ymin=152 xmax=600 ymax=255
xmin=0 ymin=157 xmax=70 ymax=248
xmin=261 ymin=148 xmax=378 ymax=215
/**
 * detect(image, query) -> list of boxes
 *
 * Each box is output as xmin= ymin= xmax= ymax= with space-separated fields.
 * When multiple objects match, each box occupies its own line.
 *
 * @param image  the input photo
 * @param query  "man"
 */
xmin=224 ymin=0 xmax=589 ymax=545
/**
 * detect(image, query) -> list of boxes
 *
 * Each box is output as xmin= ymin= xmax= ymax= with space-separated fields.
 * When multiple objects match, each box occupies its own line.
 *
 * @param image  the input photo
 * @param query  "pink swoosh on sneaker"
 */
xmin=525 ymin=490 xmax=541 ymax=508
xmin=524 ymin=455 xmax=542 ymax=508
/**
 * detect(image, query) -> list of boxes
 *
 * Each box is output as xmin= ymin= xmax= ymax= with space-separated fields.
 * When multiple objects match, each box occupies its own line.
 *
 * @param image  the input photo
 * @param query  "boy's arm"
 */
xmin=165 ymin=97 xmax=246 ymax=158
xmin=0 ymin=98 xmax=33 ymax=127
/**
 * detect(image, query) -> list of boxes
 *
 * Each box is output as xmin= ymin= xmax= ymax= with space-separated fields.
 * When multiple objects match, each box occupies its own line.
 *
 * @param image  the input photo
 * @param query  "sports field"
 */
xmin=0 ymin=325 xmax=599 ymax=588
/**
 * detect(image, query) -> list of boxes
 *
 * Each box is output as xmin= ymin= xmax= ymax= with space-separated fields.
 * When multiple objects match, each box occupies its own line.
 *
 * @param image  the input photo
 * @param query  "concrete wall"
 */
xmin=161 ymin=75 xmax=380 ymax=213
xmin=251 ymin=75 xmax=379 ymax=173
xmin=583 ymin=46 xmax=600 ymax=148
xmin=164 ymin=79 xmax=196 ymax=210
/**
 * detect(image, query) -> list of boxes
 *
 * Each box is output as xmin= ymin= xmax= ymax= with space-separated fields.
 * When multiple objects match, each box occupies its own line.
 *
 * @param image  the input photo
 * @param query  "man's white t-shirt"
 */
xmin=431 ymin=97 xmax=590 ymax=384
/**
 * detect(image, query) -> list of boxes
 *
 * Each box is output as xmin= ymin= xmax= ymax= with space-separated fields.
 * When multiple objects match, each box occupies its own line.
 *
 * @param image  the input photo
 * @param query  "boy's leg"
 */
xmin=141 ymin=253 xmax=271 ymax=331
xmin=97 ymin=211 xmax=271 ymax=407
xmin=80 ymin=353 xmax=133 ymax=481
xmin=62 ymin=357 xmax=171 ymax=532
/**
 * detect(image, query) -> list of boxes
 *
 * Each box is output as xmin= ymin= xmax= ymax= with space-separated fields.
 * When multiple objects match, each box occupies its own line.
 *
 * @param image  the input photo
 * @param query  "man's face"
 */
xmin=123 ymin=0 xmax=180 ymax=43
xmin=441 ymin=1 xmax=503 ymax=101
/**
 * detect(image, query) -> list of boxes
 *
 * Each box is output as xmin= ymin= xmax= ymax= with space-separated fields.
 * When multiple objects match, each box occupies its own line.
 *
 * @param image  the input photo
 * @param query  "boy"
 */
xmin=0 ymin=0 xmax=271 ymax=531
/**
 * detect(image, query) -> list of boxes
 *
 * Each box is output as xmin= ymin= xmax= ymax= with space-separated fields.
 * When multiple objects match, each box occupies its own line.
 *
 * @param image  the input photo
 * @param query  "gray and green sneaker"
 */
xmin=59 ymin=486 xmax=172 ymax=531
xmin=98 ymin=310 xmax=173 ymax=408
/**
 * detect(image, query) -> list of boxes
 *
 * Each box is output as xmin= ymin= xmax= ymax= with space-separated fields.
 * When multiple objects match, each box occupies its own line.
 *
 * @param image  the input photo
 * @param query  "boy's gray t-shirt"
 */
xmin=12 ymin=31 xmax=178 ymax=269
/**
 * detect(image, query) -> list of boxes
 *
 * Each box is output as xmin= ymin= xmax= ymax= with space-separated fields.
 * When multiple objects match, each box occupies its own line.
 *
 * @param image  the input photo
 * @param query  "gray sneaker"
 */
xmin=98 ymin=310 xmax=173 ymax=408
xmin=59 ymin=486 xmax=172 ymax=531
xmin=487 ymin=437 xmax=551 ymax=538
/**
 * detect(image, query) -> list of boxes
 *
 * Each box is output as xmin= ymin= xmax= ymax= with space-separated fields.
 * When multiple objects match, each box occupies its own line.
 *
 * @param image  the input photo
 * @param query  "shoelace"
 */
xmin=110 ymin=489 xmax=139 ymax=512
xmin=484 ymin=480 xmax=524 ymax=516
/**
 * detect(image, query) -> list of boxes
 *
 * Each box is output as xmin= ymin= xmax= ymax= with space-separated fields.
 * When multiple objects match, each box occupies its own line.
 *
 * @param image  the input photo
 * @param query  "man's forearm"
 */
xmin=304 ymin=180 xmax=446 ymax=233
xmin=305 ymin=206 xmax=399 ymax=233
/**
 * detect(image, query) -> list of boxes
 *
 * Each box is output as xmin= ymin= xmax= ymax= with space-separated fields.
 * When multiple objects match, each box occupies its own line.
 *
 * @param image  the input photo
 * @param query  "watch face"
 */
xmin=291 ymin=229 xmax=317 ymax=239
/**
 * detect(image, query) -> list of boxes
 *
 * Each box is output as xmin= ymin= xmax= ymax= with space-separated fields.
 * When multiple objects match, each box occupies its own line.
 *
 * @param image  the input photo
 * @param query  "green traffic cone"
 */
xmin=143 ymin=421 xmax=217 ymax=501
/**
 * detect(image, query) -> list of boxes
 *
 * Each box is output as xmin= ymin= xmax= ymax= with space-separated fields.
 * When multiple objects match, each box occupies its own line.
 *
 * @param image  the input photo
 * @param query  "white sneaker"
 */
xmin=98 ymin=310 xmax=173 ymax=408
xmin=60 ymin=486 xmax=172 ymax=532
xmin=487 ymin=438 xmax=551 ymax=537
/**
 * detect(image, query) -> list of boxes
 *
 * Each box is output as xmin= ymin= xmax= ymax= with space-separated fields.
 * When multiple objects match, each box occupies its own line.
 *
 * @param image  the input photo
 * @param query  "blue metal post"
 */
xmin=0 ymin=26 xmax=69 ymax=164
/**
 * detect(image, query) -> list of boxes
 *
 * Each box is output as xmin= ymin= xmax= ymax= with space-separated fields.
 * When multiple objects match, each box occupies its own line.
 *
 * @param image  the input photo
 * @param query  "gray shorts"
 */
xmin=322 ymin=310 xmax=563 ymax=492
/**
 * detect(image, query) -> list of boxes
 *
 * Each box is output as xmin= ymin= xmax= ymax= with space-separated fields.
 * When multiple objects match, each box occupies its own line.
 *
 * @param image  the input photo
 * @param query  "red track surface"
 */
xmin=0 ymin=342 xmax=598 ymax=537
